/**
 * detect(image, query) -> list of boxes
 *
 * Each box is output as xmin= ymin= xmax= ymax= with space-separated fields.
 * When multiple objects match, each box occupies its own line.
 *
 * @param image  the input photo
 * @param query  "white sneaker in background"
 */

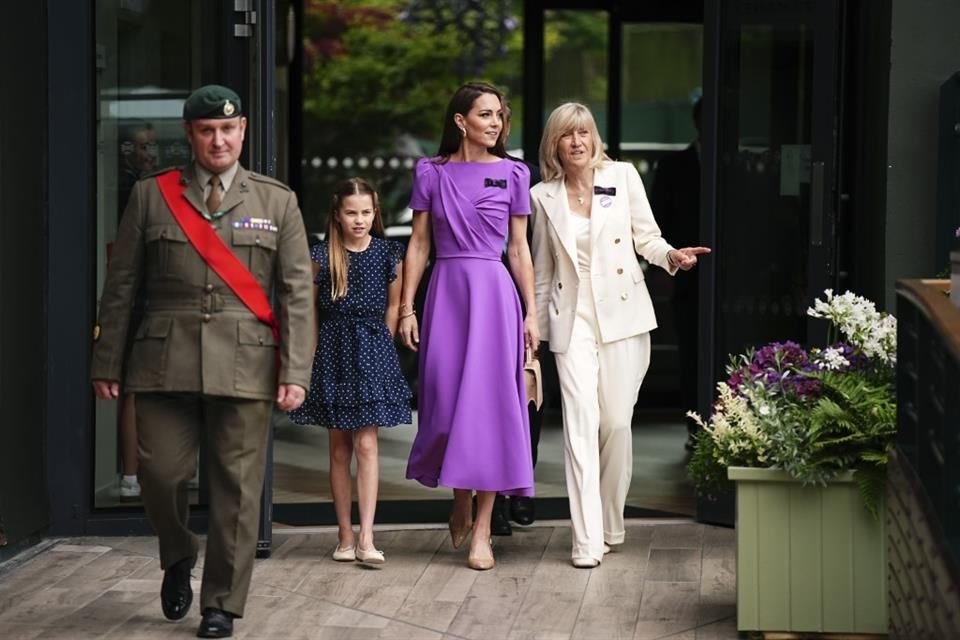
xmin=118 ymin=475 xmax=141 ymax=498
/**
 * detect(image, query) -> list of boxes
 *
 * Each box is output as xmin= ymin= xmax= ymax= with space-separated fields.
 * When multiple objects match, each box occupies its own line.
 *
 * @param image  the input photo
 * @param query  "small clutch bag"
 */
xmin=523 ymin=346 xmax=543 ymax=410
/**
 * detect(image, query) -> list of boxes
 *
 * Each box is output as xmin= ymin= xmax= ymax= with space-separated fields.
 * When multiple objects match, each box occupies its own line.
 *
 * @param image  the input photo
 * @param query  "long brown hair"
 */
xmin=326 ymin=177 xmax=384 ymax=301
xmin=435 ymin=81 xmax=509 ymax=162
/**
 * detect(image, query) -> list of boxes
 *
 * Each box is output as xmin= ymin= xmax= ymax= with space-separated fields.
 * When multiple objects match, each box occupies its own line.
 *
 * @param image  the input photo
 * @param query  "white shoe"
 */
xmin=117 ymin=477 xmax=140 ymax=498
xmin=332 ymin=545 xmax=356 ymax=562
xmin=603 ymin=543 xmax=611 ymax=555
xmin=356 ymin=547 xmax=385 ymax=565
xmin=572 ymin=557 xmax=600 ymax=569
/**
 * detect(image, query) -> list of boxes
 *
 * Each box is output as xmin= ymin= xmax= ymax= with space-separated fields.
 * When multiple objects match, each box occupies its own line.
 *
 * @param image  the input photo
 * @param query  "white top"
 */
xmin=571 ymin=213 xmax=591 ymax=274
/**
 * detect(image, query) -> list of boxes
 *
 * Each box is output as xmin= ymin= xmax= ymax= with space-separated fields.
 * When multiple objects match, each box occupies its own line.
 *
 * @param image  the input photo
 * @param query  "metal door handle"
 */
xmin=810 ymin=161 xmax=824 ymax=247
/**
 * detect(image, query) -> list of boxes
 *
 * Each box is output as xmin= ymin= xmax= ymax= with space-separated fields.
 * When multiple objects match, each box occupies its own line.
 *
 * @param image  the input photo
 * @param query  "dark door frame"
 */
xmin=696 ymin=0 xmax=846 ymax=525
xmin=522 ymin=0 xmax=703 ymax=165
xmin=46 ymin=0 xmax=276 ymax=540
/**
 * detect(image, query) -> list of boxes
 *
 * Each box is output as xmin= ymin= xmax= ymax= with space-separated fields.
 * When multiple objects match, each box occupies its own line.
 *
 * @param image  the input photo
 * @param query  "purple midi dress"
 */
xmin=405 ymin=157 xmax=535 ymax=497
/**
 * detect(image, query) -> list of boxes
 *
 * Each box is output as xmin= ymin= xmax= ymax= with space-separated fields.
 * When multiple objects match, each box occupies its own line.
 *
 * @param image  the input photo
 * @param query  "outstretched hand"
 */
xmin=670 ymin=246 xmax=712 ymax=271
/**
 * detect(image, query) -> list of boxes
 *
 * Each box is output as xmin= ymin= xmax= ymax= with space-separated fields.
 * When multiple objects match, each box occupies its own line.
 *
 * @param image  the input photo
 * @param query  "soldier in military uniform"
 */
xmin=91 ymin=85 xmax=314 ymax=639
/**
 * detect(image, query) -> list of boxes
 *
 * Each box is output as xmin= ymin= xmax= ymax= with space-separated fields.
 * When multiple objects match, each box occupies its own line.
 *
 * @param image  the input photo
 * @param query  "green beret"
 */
xmin=182 ymin=84 xmax=242 ymax=121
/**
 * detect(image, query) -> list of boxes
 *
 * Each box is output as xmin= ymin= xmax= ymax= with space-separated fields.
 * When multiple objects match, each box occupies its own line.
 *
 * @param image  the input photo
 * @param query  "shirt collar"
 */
xmin=194 ymin=161 xmax=239 ymax=193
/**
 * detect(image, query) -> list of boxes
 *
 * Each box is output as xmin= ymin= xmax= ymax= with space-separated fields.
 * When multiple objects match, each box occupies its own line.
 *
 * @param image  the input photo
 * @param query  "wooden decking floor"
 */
xmin=0 ymin=520 xmax=738 ymax=639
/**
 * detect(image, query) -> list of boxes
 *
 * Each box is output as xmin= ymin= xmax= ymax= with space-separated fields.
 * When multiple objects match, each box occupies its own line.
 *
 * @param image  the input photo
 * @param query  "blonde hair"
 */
xmin=327 ymin=177 xmax=385 ymax=301
xmin=538 ymin=102 xmax=610 ymax=182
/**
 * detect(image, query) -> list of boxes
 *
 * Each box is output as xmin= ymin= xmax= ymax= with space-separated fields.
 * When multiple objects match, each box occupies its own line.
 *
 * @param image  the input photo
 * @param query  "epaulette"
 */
xmin=248 ymin=171 xmax=292 ymax=191
xmin=140 ymin=166 xmax=182 ymax=180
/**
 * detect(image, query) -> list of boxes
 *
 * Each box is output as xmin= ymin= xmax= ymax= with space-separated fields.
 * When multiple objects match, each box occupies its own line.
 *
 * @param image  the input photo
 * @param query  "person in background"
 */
xmin=112 ymin=120 xmax=160 ymax=500
xmin=530 ymin=102 xmax=709 ymax=568
xmin=91 ymin=85 xmax=314 ymax=638
xmin=400 ymin=81 xmax=538 ymax=571
xmin=290 ymin=177 xmax=411 ymax=566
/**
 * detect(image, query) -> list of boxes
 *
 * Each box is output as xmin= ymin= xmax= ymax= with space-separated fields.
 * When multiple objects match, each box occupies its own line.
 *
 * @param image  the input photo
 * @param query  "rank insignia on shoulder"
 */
xmin=93 ymin=324 xmax=101 ymax=342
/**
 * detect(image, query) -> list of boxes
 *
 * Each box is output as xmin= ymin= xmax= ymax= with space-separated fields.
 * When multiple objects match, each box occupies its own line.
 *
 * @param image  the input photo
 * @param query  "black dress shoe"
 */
xmin=160 ymin=557 xmax=193 ymax=621
xmin=197 ymin=608 xmax=234 ymax=638
xmin=491 ymin=495 xmax=512 ymax=536
xmin=510 ymin=496 xmax=535 ymax=526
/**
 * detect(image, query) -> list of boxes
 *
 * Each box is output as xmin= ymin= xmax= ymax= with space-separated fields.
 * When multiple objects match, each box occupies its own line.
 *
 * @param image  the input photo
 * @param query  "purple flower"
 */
xmin=726 ymin=341 xmax=822 ymax=399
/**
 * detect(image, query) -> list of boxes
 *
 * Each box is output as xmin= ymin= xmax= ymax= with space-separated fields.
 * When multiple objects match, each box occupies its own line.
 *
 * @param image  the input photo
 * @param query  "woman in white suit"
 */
xmin=531 ymin=103 xmax=709 ymax=568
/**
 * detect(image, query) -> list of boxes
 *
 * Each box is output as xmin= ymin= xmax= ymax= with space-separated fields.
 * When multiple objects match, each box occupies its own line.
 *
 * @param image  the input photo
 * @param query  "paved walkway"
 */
xmin=0 ymin=520 xmax=738 ymax=639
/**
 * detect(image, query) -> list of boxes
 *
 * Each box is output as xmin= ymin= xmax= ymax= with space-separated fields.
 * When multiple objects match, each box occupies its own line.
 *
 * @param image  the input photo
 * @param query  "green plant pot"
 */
xmin=728 ymin=466 xmax=887 ymax=634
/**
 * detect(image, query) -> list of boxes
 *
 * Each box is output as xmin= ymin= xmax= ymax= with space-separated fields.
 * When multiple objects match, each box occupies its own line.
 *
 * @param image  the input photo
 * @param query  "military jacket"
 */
xmin=91 ymin=164 xmax=315 ymax=400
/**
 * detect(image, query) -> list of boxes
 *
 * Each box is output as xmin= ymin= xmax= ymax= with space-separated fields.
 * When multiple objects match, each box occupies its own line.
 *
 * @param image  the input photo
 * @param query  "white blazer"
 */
xmin=531 ymin=161 xmax=677 ymax=354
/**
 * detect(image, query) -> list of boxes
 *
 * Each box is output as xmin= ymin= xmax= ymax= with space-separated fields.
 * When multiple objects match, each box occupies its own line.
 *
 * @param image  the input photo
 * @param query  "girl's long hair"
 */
xmin=435 ymin=81 xmax=510 ymax=162
xmin=326 ymin=177 xmax=384 ymax=301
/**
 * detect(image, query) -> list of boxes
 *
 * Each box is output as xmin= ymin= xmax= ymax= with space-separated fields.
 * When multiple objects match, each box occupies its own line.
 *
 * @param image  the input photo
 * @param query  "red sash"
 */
xmin=155 ymin=170 xmax=280 ymax=343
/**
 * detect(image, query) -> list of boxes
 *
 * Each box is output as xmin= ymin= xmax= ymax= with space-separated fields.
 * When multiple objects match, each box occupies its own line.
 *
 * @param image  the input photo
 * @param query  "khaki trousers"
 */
xmin=554 ymin=278 xmax=650 ymax=563
xmin=136 ymin=393 xmax=272 ymax=618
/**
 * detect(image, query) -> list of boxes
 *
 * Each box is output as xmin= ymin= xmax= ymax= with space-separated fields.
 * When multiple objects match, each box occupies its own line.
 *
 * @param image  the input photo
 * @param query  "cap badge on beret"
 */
xmin=223 ymin=100 xmax=235 ymax=116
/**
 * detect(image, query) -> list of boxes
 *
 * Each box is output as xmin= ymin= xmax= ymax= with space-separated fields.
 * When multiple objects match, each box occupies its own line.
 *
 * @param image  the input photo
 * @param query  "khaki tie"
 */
xmin=206 ymin=175 xmax=222 ymax=215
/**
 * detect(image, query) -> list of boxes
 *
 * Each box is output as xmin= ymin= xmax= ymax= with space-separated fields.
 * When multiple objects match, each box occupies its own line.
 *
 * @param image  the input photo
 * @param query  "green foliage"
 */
xmin=688 ymin=290 xmax=897 ymax=518
xmin=686 ymin=429 xmax=732 ymax=499
xmin=775 ymin=370 xmax=895 ymax=514
xmin=302 ymin=1 xmax=466 ymax=152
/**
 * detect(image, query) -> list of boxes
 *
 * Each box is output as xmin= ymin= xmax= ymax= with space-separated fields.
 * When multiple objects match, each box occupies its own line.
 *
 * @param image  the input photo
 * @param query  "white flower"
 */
xmin=807 ymin=289 xmax=897 ymax=364
xmin=817 ymin=346 xmax=849 ymax=371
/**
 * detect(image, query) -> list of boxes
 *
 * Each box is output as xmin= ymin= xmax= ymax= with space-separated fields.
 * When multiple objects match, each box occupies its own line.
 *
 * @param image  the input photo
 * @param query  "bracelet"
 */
xmin=399 ymin=310 xmax=416 ymax=319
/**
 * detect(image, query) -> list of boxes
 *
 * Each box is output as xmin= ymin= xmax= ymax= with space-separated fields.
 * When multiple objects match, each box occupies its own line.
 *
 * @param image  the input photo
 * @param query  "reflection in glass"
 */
xmin=620 ymin=22 xmax=703 ymax=188
xmin=543 ymin=10 xmax=609 ymax=140
xmin=283 ymin=1 xmax=527 ymax=511
xmin=298 ymin=0 xmax=525 ymax=233
xmin=716 ymin=15 xmax=815 ymax=380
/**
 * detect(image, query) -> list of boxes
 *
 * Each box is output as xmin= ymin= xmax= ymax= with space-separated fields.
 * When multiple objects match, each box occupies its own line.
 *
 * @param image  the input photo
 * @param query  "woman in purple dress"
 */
xmin=399 ymin=82 xmax=539 ymax=570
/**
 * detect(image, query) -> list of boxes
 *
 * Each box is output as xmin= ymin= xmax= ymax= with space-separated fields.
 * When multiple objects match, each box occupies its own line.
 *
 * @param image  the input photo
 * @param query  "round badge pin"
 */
xmin=223 ymin=100 xmax=235 ymax=116
xmin=599 ymin=195 xmax=613 ymax=208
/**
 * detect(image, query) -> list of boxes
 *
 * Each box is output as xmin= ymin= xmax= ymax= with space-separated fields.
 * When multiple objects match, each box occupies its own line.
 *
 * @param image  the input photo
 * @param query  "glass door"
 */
xmin=697 ymin=0 xmax=843 ymax=523
xmin=527 ymin=1 xmax=705 ymax=519
xmin=93 ymin=0 xmax=262 ymax=513
xmin=275 ymin=0 xmax=529 ymax=526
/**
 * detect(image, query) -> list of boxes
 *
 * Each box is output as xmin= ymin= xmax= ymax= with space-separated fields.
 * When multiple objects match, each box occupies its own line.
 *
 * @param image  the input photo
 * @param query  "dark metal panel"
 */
xmin=251 ymin=0 xmax=277 ymax=558
xmin=695 ymin=0 xmax=732 ymax=527
xmin=522 ymin=6 xmax=545 ymax=164
xmin=0 ymin=0 xmax=50 ymax=556
xmin=46 ymin=0 xmax=97 ymax=537
xmin=606 ymin=7 xmax=622 ymax=160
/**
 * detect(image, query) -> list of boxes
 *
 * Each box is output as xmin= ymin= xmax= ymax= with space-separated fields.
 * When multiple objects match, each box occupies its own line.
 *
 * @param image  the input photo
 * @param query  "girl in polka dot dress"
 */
xmin=290 ymin=177 xmax=411 ymax=564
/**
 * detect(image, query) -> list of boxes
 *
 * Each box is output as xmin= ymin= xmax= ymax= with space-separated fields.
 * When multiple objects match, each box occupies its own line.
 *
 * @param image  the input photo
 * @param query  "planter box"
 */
xmin=729 ymin=466 xmax=887 ymax=635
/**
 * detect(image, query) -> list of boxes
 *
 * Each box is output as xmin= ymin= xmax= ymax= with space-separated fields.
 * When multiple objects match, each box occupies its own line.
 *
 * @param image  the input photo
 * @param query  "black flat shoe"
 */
xmin=160 ymin=557 xmax=193 ymax=621
xmin=197 ymin=608 xmax=234 ymax=638
xmin=491 ymin=495 xmax=512 ymax=536
xmin=510 ymin=496 xmax=535 ymax=526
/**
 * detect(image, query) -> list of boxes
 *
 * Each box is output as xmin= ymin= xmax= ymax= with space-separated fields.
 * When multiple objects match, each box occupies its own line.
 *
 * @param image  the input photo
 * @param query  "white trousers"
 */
xmin=554 ymin=278 xmax=651 ymax=562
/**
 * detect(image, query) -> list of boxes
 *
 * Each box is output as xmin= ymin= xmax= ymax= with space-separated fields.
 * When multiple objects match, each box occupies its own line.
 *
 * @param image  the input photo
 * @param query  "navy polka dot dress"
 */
xmin=289 ymin=237 xmax=412 ymax=429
